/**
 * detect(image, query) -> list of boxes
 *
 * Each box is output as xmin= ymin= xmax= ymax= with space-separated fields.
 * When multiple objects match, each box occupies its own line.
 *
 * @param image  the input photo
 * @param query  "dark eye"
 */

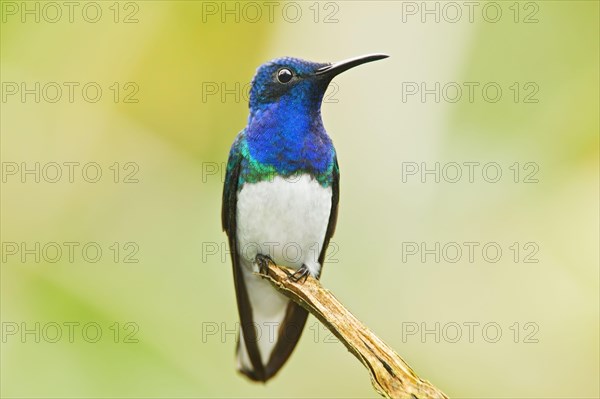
xmin=277 ymin=68 xmax=293 ymax=84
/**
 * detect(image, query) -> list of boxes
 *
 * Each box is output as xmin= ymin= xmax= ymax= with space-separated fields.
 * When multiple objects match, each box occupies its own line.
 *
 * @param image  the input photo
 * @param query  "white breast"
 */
xmin=236 ymin=173 xmax=332 ymax=277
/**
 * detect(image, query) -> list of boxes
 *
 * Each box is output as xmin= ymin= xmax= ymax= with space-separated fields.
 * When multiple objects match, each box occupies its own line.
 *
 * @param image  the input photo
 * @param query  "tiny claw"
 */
xmin=255 ymin=254 xmax=273 ymax=275
xmin=289 ymin=265 xmax=310 ymax=283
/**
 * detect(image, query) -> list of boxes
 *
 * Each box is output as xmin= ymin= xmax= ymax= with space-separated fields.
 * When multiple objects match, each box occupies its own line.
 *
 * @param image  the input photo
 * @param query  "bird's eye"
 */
xmin=277 ymin=68 xmax=293 ymax=84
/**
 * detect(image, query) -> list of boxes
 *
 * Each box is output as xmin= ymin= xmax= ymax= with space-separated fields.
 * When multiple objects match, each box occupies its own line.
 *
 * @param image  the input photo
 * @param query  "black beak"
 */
xmin=315 ymin=53 xmax=389 ymax=78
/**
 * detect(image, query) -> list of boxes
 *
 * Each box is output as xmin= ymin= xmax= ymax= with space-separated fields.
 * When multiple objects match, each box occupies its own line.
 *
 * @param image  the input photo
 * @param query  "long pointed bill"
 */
xmin=315 ymin=53 xmax=389 ymax=78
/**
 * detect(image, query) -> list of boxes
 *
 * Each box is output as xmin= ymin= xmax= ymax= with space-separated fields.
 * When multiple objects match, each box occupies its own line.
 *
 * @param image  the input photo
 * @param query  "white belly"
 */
xmin=236 ymin=173 xmax=332 ymax=277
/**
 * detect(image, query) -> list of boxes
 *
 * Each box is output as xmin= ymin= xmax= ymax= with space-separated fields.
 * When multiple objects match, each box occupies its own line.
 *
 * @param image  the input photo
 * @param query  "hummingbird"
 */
xmin=221 ymin=53 xmax=389 ymax=382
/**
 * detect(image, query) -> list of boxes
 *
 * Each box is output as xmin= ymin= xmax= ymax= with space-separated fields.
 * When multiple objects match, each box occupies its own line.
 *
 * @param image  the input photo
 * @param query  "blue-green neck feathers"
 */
xmin=235 ymin=57 xmax=337 ymax=187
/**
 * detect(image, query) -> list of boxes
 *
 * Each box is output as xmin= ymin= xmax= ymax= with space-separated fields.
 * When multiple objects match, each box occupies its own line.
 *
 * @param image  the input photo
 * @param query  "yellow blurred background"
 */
xmin=1 ymin=1 xmax=598 ymax=397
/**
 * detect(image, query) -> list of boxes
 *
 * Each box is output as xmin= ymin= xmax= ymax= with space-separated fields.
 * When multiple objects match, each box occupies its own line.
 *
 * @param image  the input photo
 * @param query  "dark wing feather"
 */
xmin=221 ymin=137 xmax=266 ymax=381
xmin=318 ymin=156 xmax=340 ymax=268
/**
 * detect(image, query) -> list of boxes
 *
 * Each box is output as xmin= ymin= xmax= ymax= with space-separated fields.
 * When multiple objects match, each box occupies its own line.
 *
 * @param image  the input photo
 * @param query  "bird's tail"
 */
xmin=235 ymin=261 xmax=309 ymax=382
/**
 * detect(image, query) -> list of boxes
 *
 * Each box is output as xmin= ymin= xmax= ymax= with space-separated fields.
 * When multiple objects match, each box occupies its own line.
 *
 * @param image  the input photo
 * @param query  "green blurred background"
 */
xmin=1 ymin=1 xmax=598 ymax=397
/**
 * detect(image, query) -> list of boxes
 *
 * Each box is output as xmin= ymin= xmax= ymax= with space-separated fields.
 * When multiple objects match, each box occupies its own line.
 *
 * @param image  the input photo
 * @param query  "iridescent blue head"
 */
xmin=242 ymin=54 xmax=389 ymax=185
xmin=248 ymin=54 xmax=389 ymax=122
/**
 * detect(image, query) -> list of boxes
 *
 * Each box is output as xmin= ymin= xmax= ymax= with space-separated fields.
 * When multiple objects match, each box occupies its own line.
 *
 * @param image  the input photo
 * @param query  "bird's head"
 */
xmin=248 ymin=54 xmax=389 ymax=120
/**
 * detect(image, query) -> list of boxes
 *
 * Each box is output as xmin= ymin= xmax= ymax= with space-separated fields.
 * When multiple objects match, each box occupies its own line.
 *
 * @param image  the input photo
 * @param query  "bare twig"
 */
xmin=257 ymin=262 xmax=449 ymax=399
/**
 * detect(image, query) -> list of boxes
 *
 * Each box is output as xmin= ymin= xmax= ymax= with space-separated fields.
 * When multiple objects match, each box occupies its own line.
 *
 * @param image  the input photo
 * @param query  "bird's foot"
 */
xmin=289 ymin=264 xmax=310 ymax=283
xmin=255 ymin=254 xmax=274 ymax=275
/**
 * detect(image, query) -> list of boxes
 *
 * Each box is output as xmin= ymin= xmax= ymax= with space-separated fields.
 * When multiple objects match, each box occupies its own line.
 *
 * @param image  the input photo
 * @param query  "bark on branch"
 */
xmin=257 ymin=262 xmax=449 ymax=399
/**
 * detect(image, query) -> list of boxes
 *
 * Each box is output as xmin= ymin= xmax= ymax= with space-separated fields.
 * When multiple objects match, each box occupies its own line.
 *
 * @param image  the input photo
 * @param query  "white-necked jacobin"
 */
xmin=222 ymin=53 xmax=389 ymax=382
